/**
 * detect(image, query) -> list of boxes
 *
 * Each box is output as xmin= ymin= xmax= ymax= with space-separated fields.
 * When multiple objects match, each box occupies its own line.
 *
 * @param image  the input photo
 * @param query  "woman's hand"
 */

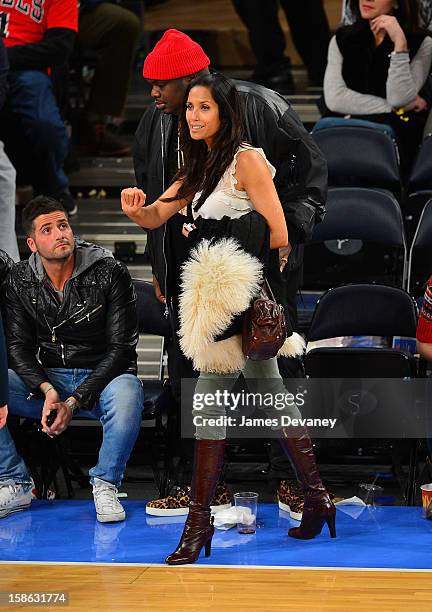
xmin=0 ymin=405 xmax=7 ymax=429
xmin=121 ymin=187 xmax=146 ymax=221
xmin=152 ymin=275 xmax=166 ymax=304
xmin=404 ymin=95 xmax=428 ymax=113
xmin=370 ymin=15 xmax=407 ymax=51
xmin=279 ymin=244 xmax=292 ymax=272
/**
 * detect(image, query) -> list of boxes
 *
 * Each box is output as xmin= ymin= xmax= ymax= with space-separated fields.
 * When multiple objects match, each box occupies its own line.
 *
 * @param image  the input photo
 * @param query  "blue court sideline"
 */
xmin=1 ymin=502 xmax=431 ymax=569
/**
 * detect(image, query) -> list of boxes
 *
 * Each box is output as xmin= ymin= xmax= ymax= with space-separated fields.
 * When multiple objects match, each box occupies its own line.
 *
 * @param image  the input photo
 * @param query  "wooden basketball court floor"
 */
xmin=1 ymin=564 xmax=432 ymax=611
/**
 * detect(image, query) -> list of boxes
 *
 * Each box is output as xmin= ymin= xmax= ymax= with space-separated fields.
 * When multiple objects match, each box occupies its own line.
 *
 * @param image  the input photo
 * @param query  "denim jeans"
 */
xmin=6 ymin=70 xmax=69 ymax=196
xmin=1 ymin=369 xmax=144 ymax=487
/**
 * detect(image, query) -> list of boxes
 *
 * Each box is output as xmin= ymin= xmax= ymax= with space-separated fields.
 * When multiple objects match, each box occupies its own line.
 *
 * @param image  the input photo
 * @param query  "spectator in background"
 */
xmin=322 ymin=0 xmax=432 ymax=175
xmin=0 ymin=0 xmax=78 ymax=216
xmin=77 ymin=1 xmax=141 ymax=157
xmin=0 ymin=38 xmax=19 ymax=262
xmin=416 ymin=278 xmax=432 ymax=359
xmin=232 ymin=0 xmax=330 ymax=93
xmin=343 ymin=0 xmax=432 ymax=28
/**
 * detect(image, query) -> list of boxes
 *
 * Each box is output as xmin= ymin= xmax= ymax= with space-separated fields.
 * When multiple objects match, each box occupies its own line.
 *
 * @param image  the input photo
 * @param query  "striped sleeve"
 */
xmin=416 ymin=279 xmax=432 ymax=342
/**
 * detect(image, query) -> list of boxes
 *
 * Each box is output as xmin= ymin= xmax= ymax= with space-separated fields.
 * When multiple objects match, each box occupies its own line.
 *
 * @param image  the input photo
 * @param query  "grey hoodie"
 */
xmin=28 ymin=239 xmax=114 ymax=284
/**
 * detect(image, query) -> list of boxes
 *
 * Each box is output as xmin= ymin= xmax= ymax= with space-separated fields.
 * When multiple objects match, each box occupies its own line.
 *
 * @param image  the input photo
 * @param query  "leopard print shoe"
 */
xmin=278 ymin=480 xmax=336 ymax=522
xmin=146 ymin=486 xmax=191 ymax=516
xmin=146 ymin=482 xmax=232 ymax=517
xmin=277 ymin=480 xmax=304 ymax=521
xmin=211 ymin=481 xmax=233 ymax=513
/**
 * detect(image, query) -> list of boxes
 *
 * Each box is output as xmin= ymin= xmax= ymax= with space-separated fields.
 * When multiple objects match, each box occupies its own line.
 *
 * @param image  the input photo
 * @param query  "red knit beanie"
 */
xmin=143 ymin=29 xmax=210 ymax=80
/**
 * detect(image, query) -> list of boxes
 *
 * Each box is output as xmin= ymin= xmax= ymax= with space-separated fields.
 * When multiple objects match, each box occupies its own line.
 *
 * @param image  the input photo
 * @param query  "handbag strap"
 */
xmin=261 ymin=278 xmax=277 ymax=302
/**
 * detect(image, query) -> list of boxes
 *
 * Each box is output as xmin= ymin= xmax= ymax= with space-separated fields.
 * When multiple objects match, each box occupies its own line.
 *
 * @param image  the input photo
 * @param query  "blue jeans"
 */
xmin=6 ymin=70 xmax=69 ymax=195
xmin=2 ymin=369 xmax=144 ymax=487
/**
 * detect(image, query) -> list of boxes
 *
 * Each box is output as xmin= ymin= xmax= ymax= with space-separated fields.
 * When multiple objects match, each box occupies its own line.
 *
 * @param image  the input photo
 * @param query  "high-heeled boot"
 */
xmin=165 ymin=439 xmax=225 ymax=565
xmin=279 ymin=428 xmax=336 ymax=539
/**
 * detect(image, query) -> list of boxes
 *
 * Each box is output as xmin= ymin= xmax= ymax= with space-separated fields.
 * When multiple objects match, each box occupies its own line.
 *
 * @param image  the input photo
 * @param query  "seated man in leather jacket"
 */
xmin=0 ymin=196 xmax=144 ymax=522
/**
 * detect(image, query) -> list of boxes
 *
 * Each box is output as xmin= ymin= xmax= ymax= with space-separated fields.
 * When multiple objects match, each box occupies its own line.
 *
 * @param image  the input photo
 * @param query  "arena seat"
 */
xmin=407 ymin=198 xmax=432 ymax=297
xmin=305 ymin=283 xmax=420 ymax=504
xmin=303 ymin=187 xmax=407 ymax=290
xmin=312 ymin=125 xmax=401 ymax=196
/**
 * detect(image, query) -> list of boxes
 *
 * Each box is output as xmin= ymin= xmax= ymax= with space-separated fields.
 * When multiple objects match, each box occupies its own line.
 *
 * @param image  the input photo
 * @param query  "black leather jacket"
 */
xmin=4 ymin=241 xmax=138 ymax=409
xmin=133 ymin=79 xmax=327 ymax=300
xmin=0 ymin=249 xmax=13 ymax=288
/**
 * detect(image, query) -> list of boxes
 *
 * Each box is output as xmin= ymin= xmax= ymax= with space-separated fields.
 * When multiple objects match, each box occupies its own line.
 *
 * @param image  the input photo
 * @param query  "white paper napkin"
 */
xmin=213 ymin=506 xmax=256 ymax=530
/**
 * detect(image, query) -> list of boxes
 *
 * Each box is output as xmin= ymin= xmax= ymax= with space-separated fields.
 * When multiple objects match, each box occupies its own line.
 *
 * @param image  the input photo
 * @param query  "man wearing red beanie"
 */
xmin=132 ymin=28 xmax=327 ymax=516
xmin=143 ymin=29 xmax=210 ymax=83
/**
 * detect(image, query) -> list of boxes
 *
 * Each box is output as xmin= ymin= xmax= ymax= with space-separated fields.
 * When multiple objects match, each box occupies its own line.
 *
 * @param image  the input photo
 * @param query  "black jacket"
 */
xmin=0 ymin=38 xmax=8 ymax=111
xmin=0 ymin=249 xmax=13 ymax=288
xmin=193 ymin=210 xmax=294 ymax=341
xmin=0 ymin=316 xmax=7 ymax=407
xmin=7 ymin=28 xmax=76 ymax=72
xmin=4 ymin=241 xmax=138 ymax=409
xmin=133 ymin=79 xmax=327 ymax=301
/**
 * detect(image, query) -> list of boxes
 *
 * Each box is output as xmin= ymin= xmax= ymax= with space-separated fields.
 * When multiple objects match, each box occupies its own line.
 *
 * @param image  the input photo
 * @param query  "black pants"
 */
xmin=78 ymin=3 xmax=141 ymax=117
xmin=166 ymin=265 xmax=304 ymax=478
xmin=232 ymin=0 xmax=330 ymax=84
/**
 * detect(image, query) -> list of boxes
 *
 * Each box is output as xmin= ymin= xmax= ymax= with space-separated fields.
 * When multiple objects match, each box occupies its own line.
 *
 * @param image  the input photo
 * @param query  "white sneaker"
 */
xmin=0 ymin=480 xmax=34 ymax=519
xmin=92 ymin=480 xmax=126 ymax=523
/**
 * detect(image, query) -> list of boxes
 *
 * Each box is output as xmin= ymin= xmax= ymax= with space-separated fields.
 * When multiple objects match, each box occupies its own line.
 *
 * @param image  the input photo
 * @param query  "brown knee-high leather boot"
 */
xmin=165 ymin=439 xmax=225 ymax=565
xmin=279 ymin=428 xmax=336 ymax=539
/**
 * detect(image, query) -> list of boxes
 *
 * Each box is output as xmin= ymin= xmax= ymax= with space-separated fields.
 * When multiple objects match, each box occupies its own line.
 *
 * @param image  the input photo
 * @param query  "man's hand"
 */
xmin=121 ymin=187 xmax=146 ymax=222
xmin=0 ymin=405 xmax=8 ymax=429
xmin=41 ymin=387 xmax=62 ymax=436
xmin=42 ymin=400 xmax=73 ymax=437
xmin=279 ymin=244 xmax=292 ymax=272
xmin=152 ymin=274 xmax=166 ymax=304
xmin=404 ymin=95 xmax=428 ymax=113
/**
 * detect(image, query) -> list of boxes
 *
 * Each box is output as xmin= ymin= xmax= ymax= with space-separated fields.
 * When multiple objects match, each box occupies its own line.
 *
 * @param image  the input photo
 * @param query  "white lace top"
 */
xmin=191 ymin=144 xmax=276 ymax=221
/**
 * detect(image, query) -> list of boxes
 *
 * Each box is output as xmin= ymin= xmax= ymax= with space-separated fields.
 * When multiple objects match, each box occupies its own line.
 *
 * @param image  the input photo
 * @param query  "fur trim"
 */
xmin=193 ymin=335 xmax=246 ymax=374
xmin=178 ymin=238 xmax=263 ymax=369
xmin=178 ymin=238 xmax=305 ymax=373
xmin=277 ymin=332 xmax=306 ymax=358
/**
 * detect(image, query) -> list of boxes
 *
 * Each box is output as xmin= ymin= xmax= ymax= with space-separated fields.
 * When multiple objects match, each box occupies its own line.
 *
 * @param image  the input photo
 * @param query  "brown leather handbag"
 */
xmin=242 ymin=279 xmax=287 ymax=361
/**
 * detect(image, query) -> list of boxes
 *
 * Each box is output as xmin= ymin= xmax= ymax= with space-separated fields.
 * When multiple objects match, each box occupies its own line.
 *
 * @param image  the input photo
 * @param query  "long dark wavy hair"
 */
xmin=164 ymin=72 xmax=245 ymax=212
xmin=346 ymin=0 xmax=421 ymax=30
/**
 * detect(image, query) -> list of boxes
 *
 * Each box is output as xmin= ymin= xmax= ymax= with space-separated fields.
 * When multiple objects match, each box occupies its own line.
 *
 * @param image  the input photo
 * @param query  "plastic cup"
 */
xmin=234 ymin=492 xmax=258 ymax=534
xmin=358 ymin=483 xmax=384 ymax=505
xmin=420 ymin=484 xmax=432 ymax=518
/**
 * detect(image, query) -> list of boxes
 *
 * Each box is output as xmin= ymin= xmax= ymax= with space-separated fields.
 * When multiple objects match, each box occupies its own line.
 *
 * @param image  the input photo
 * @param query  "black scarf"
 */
xmin=336 ymin=20 xmax=427 ymax=98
